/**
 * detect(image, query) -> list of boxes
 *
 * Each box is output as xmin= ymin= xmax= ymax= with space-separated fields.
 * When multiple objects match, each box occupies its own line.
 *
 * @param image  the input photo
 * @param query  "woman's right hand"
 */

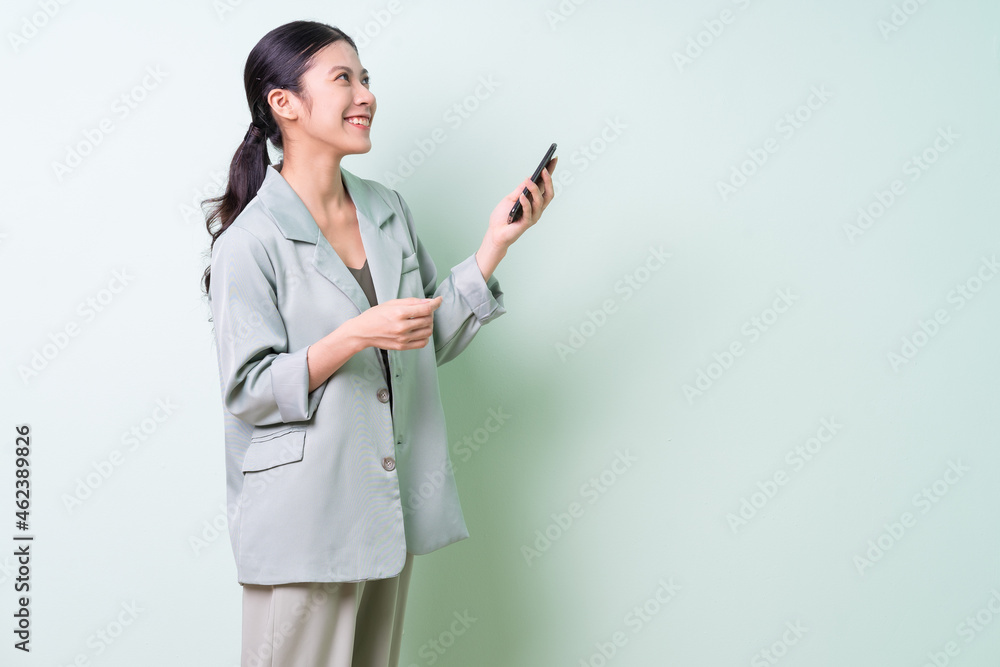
xmin=348 ymin=296 xmax=443 ymax=351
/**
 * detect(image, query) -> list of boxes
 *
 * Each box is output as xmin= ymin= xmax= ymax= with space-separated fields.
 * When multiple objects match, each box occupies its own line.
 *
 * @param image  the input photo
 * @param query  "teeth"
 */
xmin=346 ymin=117 xmax=370 ymax=126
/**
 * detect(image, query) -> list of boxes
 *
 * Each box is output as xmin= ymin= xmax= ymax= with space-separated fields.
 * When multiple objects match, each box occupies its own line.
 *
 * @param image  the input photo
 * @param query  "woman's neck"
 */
xmin=278 ymin=155 xmax=352 ymax=219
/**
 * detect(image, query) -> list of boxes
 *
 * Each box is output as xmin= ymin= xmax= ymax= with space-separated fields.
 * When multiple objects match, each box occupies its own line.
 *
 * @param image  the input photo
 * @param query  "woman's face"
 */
xmin=292 ymin=40 xmax=376 ymax=156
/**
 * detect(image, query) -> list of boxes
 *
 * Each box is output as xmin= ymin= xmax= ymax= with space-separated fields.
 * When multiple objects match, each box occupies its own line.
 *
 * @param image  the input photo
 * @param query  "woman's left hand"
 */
xmin=484 ymin=157 xmax=557 ymax=253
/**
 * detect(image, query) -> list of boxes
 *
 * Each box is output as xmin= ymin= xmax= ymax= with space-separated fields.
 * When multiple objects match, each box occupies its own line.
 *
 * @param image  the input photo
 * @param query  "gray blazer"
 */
xmin=208 ymin=164 xmax=506 ymax=585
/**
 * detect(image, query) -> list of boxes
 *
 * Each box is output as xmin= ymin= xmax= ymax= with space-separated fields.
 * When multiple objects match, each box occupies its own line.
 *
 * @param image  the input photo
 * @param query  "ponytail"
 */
xmin=200 ymin=121 xmax=271 ymax=296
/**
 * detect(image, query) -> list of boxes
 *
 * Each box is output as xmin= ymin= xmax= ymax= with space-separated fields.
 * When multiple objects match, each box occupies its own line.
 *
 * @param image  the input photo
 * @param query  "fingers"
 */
xmin=515 ymin=186 xmax=533 ymax=223
xmin=396 ymin=310 xmax=433 ymax=346
xmin=522 ymin=178 xmax=542 ymax=219
xmin=403 ymin=295 xmax=441 ymax=322
xmin=524 ymin=165 xmax=556 ymax=220
xmin=401 ymin=295 xmax=441 ymax=306
xmin=509 ymin=179 xmax=530 ymax=201
xmin=419 ymin=295 xmax=443 ymax=311
xmin=401 ymin=323 xmax=434 ymax=346
xmin=366 ymin=298 xmax=438 ymax=350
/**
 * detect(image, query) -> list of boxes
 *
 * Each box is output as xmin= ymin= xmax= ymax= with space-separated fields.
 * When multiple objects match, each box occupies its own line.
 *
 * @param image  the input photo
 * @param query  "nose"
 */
xmin=356 ymin=84 xmax=375 ymax=107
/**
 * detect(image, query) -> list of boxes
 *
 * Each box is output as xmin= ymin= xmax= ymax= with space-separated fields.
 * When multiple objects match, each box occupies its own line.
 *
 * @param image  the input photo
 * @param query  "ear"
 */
xmin=268 ymin=88 xmax=300 ymax=123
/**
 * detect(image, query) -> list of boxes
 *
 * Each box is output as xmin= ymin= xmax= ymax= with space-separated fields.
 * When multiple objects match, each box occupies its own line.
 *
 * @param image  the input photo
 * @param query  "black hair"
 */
xmin=201 ymin=20 xmax=358 ymax=297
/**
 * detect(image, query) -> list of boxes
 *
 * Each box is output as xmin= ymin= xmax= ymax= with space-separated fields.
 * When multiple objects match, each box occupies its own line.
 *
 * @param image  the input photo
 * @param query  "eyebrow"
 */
xmin=327 ymin=65 xmax=368 ymax=77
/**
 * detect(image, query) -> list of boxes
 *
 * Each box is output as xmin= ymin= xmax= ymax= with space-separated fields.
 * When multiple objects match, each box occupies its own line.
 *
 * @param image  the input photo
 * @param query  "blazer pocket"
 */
xmin=399 ymin=250 xmax=423 ymax=298
xmin=400 ymin=251 xmax=420 ymax=275
xmin=242 ymin=427 xmax=305 ymax=473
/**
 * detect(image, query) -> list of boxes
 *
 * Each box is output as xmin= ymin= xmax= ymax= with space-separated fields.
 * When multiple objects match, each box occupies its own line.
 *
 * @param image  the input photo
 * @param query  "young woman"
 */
xmin=201 ymin=20 xmax=556 ymax=667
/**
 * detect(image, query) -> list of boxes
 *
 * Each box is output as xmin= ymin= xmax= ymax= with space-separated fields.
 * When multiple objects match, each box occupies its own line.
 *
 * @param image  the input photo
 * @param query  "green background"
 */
xmin=4 ymin=0 xmax=999 ymax=664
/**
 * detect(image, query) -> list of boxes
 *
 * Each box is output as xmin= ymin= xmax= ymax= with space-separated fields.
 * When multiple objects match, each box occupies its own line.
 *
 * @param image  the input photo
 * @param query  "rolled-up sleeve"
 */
xmin=393 ymin=190 xmax=507 ymax=366
xmin=208 ymin=226 xmax=324 ymax=426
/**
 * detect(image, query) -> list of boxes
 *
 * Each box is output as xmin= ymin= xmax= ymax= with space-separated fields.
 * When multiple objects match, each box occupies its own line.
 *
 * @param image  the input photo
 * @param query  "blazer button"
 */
xmin=382 ymin=456 xmax=395 ymax=471
xmin=377 ymin=388 xmax=390 ymax=403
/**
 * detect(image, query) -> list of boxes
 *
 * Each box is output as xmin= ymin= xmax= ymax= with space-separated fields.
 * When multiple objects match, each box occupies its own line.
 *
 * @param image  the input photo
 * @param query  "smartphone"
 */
xmin=508 ymin=142 xmax=557 ymax=224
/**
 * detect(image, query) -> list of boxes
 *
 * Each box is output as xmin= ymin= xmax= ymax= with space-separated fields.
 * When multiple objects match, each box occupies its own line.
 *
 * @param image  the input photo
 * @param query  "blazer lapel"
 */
xmin=256 ymin=164 xmax=404 ymax=314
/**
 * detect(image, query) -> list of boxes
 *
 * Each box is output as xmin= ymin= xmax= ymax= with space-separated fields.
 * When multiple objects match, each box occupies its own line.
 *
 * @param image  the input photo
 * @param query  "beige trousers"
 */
xmin=241 ymin=552 xmax=415 ymax=667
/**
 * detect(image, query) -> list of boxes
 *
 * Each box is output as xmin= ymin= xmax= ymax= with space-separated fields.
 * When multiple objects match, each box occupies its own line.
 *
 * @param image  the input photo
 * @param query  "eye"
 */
xmin=336 ymin=72 xmax=371 ymax=86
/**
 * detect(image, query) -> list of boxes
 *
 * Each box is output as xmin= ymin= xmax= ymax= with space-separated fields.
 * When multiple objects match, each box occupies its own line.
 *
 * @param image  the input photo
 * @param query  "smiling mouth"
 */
xmin=345 ymin=117 xmax=371 ymax=127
